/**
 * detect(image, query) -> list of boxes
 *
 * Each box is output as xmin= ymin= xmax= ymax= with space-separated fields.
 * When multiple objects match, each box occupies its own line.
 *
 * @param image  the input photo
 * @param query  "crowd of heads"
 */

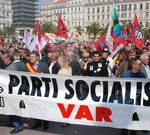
xmin=0 ymin=39 xmax=150 ymax=78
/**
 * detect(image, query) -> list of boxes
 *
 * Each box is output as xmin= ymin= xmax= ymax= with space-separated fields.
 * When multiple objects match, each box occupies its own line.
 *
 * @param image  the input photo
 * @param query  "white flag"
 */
xmin=28 ymin=35 xmax=38 ymax=52
xmin=22 ymin=31 xmax=33 ymax=47
xmin=105 ymin=22 xmax=113 ymax=49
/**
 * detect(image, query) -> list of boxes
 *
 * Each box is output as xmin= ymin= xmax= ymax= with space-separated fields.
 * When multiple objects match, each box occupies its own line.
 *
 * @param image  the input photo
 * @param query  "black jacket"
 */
xmin=85 ymin=61 xmax=108 ymax=77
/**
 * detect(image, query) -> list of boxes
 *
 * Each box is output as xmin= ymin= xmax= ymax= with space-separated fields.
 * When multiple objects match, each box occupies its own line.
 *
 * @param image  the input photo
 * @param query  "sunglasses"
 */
xmin=83 ymin=57 xmax=89 ymax=58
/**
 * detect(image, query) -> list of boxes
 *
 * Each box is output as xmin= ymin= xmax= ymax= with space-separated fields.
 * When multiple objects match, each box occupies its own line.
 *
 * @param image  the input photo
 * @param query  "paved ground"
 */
xmin=0 ymin=115 xmax=149 ymax=135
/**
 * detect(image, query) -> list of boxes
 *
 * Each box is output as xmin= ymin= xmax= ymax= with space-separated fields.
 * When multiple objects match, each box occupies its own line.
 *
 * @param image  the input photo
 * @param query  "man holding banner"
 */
xmin=26 ymin=51 xmax=49 ymax=130
xmin=121 ymin=58 xmax=145 ymax=135
xmin=3 ymin=52 xmax=28 ymax=134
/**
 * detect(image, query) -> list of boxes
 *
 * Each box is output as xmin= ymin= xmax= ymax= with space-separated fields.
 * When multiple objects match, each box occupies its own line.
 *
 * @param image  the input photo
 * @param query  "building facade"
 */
xmin=40 ymin=0 xmax=150 ymax=31
xmin=11 ymin=0 xmax=39 ymax=32
xmin=0 ymin=0 xmax=12 ymax=28
xmin=40 ymin=0 xmax=85 ymax=30
xmin=85 ymin=0 xmax=150 ymax=28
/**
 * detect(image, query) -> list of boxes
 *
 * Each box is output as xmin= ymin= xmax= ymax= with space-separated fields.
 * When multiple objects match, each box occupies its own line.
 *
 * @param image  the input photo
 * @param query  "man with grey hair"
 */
xmin=140 ymin=53 xmax=150 ymax=78
xmin=6 ymin=52 xmax=28 ymax=71
xmin=3 ymin=52 xmax=28 ymax=134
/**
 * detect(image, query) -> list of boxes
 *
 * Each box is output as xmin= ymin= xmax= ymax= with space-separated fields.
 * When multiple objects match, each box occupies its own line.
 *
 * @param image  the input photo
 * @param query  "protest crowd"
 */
xmin=0 ymin=10 xmax=150 ymax=135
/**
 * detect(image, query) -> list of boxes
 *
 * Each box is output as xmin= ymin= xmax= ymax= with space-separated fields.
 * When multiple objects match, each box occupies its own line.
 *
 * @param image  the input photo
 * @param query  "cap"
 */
xmin=102 ymin=48 xmax=109 ymax=53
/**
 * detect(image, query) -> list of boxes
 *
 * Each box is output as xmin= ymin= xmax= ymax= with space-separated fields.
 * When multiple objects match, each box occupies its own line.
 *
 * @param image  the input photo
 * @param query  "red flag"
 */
xmin=94 ymin=34 xmax=107 ymax=51
xmin=122 ymin=23 xmax=131 ymax=46
xmin=35 ymin=20 xmax=47 ymax=50
xmin=36 ymin=20 xmax=42 ymax=35
xmin=113 ymin=37 xmax=123 ymax=51
xmin=55 ymin=16 xmax=68 ymax=39
xmin=131 ymin=14 xmax=144 ymax=50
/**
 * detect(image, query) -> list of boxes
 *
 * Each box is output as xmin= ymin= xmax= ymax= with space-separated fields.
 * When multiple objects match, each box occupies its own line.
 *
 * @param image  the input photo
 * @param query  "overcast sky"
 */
xmin=39 ymin=0 xmax=52 ymax=11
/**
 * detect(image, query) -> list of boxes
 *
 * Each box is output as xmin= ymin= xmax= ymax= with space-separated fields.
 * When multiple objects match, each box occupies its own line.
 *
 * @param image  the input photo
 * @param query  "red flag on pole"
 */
xmin=131 ymin=14 xmax=144 ymax=50
xmin=36 ymin=20 xmax=42 ymax=35
xmin=55 ymin=16 xmax=68 ymax=39
xmin=122 ymin=23 xmax=131 ymax=47
xmin=93 ymin=34 xmax=107 ymax=51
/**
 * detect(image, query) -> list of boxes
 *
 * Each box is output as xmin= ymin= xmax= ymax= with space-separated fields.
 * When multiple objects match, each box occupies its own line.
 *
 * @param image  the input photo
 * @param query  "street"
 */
xmin=0 ymin=115 xmax=149 ymax=135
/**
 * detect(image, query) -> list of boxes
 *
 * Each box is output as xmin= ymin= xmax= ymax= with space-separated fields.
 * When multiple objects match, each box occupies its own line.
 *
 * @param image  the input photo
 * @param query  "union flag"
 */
xmin=55 ymin=16 xmax=68 ymax=39
xmin=93 ymin=34 xmax=107 ymax=51
xmin=131 ymin=14 xmax=144 ymax=50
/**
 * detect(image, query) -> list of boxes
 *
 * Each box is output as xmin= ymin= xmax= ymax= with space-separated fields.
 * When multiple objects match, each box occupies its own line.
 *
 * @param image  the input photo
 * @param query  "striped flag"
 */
xmin=105 ymin=8 xmax=124 ymax=57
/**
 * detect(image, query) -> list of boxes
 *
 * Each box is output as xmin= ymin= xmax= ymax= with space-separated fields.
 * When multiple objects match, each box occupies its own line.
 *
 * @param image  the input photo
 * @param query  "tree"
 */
xmin=2 ymin=25 xmax=16 ymax=43
xmin=86 ymin=22 xmax=101 ymax=39
xmin=142 ymin=28 xmax=149 ymax=41
xmin=75 ymin=26 xmax=83 ymax=35
xmin=3 ymin=25 xmax=16 ymax=38
xmin=41 ymin=22 xmax=56 ymax=33
xmin=99 ymin=24 xmax=109 ymax=36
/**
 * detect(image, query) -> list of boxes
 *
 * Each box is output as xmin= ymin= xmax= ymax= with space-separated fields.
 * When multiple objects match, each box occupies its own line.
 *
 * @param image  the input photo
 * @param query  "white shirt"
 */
xmin=145 ymin=65 xmax=150 ymax=78
xmin=49 ymin=61 xmax=56 ymax=74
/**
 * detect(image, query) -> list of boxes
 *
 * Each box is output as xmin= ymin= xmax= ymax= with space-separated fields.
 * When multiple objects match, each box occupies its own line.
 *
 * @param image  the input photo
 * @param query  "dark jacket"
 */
xmin=85 ymin=61 xmax=108 ymax=77
xmin=37 ymin=60 xmax=49 ymax=73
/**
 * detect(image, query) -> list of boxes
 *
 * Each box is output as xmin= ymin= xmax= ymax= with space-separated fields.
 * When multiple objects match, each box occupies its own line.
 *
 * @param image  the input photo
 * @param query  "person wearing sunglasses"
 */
xmin=79 ymin=52 xmax=91 ymax=75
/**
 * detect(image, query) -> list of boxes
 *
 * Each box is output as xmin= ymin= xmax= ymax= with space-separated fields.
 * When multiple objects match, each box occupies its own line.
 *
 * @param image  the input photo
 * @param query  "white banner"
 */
xmin=0 ymin=70 xmax=150 ymax=131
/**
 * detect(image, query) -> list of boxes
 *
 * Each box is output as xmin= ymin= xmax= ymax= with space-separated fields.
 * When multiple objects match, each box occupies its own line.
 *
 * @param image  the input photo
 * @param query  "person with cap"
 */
xmin=101 ymin=47 xmax=114 ymax=77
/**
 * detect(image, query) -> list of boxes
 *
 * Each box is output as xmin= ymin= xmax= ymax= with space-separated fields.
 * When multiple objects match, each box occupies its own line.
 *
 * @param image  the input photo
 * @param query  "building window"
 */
xmin=97 ymin=15 xmax=99 ymax=20
xmin=97 ymin=7 xmax=99 ymax=13
xmin=92 ymin=8 xmax=95 ymax=13
xmin=102 ymin=15 xmax=104 ymax=20
xmin=146 ymin=12 xmax=149 ymax=17
xmin=129 ymin=13 xmax=131 ymax=18
xmin=121 ymin=13 xmax=127 ymax=18
xmin=146 ymin=3 xmax=149 ymax=9
xmin=107 ymin=6 xmax=109 ymax=12
xmin=88 ymin=16 xmax=90 ymax=21
xmin=92 ymin=16 xmax=95 ymax=20
xmin=128 ymin=4 xmax=132 ymax=10
xmin=117 ymin=5 xmax=120 ymax=11
xmin=88 ymin=8 xmax=90 ymax=14
xmin=134 ymin=4 xmax=137 ymax=10
xmin=140 ymin=3 xmax=143 ymax=10
xmin=102 ymin=7 xmax=104 ymax=13
xmin=146 ymin=22 xmax=149 ymax=27
xmin=107 ymin=15 xmax=109 ymax=20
